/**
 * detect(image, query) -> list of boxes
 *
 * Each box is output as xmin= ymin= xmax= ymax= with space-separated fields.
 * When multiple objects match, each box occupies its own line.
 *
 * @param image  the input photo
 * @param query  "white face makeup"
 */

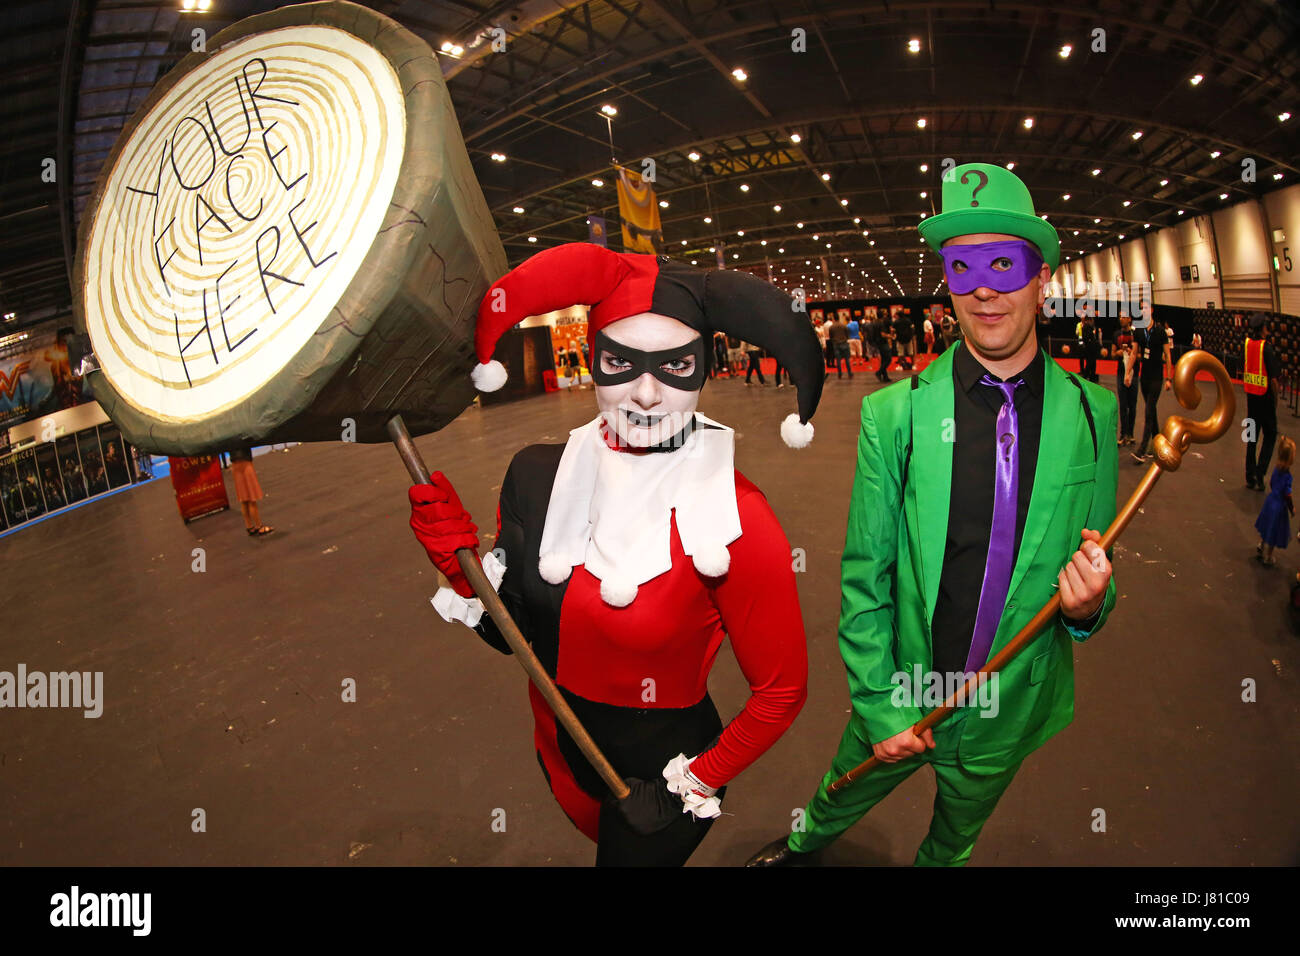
xmin=594 ymin=312 xmax=703 ymax=447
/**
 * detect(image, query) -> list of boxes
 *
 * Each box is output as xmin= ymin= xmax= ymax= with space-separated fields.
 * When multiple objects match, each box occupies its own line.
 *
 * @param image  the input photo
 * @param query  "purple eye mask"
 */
xmin=940 ymin=240 xmax=1044 ymax=294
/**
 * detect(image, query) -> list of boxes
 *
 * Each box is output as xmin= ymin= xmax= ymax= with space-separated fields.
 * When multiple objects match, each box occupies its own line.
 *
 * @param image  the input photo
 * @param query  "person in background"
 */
xmin=1079 ymin=313 xmax=1100 ymax=383
xmin=712 ymin=331 xmax=729 ymax=379
xmin=894 ymin=309 xmax=917 ymax=371
xmin=1131 ymin=305 xmax=1172 ymax=465
xmin=728 ymin=333 xmax=746 ymax=376
xmin=874 ymin=315 xmax=896 ymax=383
xmin=828 ymin=316 xmax=853 ymax=380
xmin=1244 ymin=311 xmax=1281 ymax=491
xmin=1255 ymin=437 xmax=1295 ymax=567
xmin=1113 ymin=313 xmax=1138 ymax=446
xmin=229 ymin=446 xmax=273 ymax=536
xmin=940 ymin=311 xmax=959 ymax=352
xmin=847 ymin=314 xmax=862 ymax=365
xmin=923 ymin=315 xmax=936 ymax=354
xmin=744 ymin=340 xmax=768 ymax=386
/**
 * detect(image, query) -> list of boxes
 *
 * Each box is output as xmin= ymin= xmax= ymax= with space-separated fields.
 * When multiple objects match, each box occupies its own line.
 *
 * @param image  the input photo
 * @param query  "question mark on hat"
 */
xmin=961 ymin=169 xmax=989 ymax=206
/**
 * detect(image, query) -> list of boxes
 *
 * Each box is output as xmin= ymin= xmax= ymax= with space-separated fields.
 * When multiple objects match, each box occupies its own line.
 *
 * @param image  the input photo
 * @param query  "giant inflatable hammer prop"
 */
xmin=828 ymin=349 xmax=1235 ymax=793
xmin=72 ymin=1 xmax=628 ymax=800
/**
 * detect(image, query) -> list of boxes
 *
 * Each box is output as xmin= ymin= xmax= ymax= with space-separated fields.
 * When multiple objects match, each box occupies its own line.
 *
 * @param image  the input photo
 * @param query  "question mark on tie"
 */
xmin=999 ymin=432 xmax=1016 ymax=461
xmin=961 ymin=169 xmax=989 ymax=206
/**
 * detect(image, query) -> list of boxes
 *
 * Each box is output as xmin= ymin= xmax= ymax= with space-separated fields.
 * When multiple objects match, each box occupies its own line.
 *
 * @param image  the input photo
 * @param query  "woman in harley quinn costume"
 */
xmin=409 ymin=242 xmax=825 ymax=866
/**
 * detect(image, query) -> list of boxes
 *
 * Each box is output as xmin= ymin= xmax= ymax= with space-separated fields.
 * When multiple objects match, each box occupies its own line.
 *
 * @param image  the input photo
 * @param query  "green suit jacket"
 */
xmin=839 ymin=342 xmax=1119 ymax=774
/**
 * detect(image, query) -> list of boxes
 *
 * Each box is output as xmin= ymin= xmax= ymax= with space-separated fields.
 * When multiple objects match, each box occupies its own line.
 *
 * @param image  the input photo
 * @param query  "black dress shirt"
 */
xmin=930 ymin=344 xmax=1045 ymax=676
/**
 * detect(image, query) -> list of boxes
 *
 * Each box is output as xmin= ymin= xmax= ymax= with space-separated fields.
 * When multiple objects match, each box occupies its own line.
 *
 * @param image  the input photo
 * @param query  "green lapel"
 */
xmin=1006 ymin=352 xmax=1079 ymax=603
xmin=910 ymin=345 xmax=957 ymax=624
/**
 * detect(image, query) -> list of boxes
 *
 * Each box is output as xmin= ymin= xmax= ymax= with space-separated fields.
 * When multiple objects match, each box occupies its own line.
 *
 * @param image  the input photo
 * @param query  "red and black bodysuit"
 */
xmin=471 ymin=429 xmax=807 ymax=866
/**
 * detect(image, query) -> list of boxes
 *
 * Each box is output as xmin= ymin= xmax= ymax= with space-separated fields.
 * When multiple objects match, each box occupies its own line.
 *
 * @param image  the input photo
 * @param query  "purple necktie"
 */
xmin=964 ymin=374 xmax=1025 ymax=672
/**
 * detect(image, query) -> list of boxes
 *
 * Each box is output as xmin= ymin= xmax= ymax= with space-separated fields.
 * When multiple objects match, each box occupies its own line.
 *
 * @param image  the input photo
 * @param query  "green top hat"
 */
xmin=918 ymin=162 xmax=1060 ymax=271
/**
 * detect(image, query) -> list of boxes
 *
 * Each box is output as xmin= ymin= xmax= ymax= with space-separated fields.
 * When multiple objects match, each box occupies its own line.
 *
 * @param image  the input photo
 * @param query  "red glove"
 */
xmin=408 ymin=471 xmax=481 ymax=598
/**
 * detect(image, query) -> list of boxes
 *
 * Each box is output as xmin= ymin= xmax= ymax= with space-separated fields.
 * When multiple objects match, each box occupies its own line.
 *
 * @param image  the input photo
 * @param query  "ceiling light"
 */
xmin=1023 ymin=117 xmax=1034 ymax=129
xmin=1132 ymin=130 xmax=1144 ymax=140
xmin=1062 ymin=193 xmax=1071 ymax=200
xmin=1279 ymin=112 xmax=1291 ymax=122
xmin=737 ymin=230 xmax=744 ymax=236
xmin=908 ymin=38 xmax=921 ymax=53
xmin=1122 ymin=200 xmax=1131 ymax=207
xmin=490 ymin=152 xmax=506 ymax=162
xmin=1093 ymin=218 xmax=1101 ymax=223
xmin=1177 ymin=209 xmax=1185 ymax=215
xmin=789 ymin=133 xmax=802 ymax=143
xmin=773 ymin=204 xmax=782 ymax=212
xmin=1190 ymin=74 xmax=1203 ymax=86
xmin=527 ymin=236 xmax=537 ymax=243
xmin=591 ymin=178 xmax=604 ymax=187
xmin=1210 ymin=150 xmax=1221 ymax=158
xmin=797 ymin=222 xmax=804 ymax=228
xmin=703 ymin=216 xmax=712 ymax=223
xmin=920 ymin=191 xmax=927 ymax=198
xmin=778 ymin=247 xmax=784 ymax=253
xmin=1274 ymin=172 xmax=1285 ymax=180
xmin=820 ymin=172 xmax=830 ymax=181
xmin=688 ymin=151 xmax=701 ymax=162
xmin=658 ymin=200 xmax=669 ymax=208
xmin=1006 ymin=162 xmax=1016 ymax=170
xmin=740 ymin=183 xmax=750 ymax=192
xmin=812 ymin=234 xmax=819 ymax=240
xmin=732 ymin=67 xmax=747 ymax=82
xmin=1059 ymin=44 xmax=1072 ymax=58
xmin=1092 ymin=168 xmax=1101 ymax=176
xmin=1220 ymin=193 xmax=1228 ymax=200
xmin=1159 ymin=179 xmax=1168 ymax=186
xmin=512 ymin=206 xmax=524 ymax=214
xmin=600 ymin=104 xmax=618 ymax=117
xmin=917 ymin=117 xmax=927 ymax=128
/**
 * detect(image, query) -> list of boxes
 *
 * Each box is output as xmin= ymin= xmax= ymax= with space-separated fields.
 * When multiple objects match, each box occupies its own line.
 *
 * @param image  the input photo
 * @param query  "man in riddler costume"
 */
xmin=749 ymin=164 xmax=1119 ymax=867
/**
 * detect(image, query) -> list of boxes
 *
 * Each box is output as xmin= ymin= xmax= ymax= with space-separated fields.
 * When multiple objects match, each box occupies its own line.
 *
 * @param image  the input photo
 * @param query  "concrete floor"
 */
xmin=1 ymin=357 xmax=1296 ymax=866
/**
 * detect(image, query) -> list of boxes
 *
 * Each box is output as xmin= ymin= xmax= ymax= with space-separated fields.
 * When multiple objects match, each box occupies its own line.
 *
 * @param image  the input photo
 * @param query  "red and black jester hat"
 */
xmin=470 ymin=242 xmax=825 ymax=447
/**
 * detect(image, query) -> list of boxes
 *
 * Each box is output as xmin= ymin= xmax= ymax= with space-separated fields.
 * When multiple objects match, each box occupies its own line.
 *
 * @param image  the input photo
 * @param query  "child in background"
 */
xmin=1255 ymin=436 xmax=1295 ymax=566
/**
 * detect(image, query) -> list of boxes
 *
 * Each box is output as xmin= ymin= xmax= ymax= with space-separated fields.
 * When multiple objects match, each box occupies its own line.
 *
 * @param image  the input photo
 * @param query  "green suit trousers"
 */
xmin=787 ymin=707 xmax=1025 ymax=865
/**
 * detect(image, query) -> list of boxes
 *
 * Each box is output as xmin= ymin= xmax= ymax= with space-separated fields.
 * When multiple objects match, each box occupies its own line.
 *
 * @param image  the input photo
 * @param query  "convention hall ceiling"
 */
xmin=2 ymin=0 xmax=1296 ymax=335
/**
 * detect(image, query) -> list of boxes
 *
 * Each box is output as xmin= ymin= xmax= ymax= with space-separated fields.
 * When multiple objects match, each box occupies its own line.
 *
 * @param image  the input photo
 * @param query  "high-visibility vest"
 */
xmin=1243 ymin=338 xmax=1268 ymax=395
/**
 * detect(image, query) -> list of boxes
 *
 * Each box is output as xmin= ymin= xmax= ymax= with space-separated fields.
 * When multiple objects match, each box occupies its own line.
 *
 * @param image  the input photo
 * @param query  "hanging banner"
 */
xmin=586 ymin=214 xmax=608 ymax=248
xmin=168 ymin=455 xmax=230 ymax=523
xmin=615 ymin=165 xmax=663 ymax=254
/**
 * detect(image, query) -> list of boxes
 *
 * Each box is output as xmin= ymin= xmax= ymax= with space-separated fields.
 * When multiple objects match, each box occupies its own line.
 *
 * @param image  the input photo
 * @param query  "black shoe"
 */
xmin=744 ymin=837 xmax=819 ymax=867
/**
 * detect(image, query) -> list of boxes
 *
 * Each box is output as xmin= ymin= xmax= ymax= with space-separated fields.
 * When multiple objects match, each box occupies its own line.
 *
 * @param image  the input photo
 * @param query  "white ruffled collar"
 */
xmin=537 ymin=413 xmax=742 ymax=607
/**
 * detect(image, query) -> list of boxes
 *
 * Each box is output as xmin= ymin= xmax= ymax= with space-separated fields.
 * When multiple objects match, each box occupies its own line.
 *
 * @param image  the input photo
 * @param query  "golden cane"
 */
xmin=828 ymin=350 xmax=1236 ymax=793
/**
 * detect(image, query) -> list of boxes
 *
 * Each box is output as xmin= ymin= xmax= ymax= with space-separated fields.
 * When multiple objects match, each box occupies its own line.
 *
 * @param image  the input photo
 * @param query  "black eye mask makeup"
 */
xmin=590 ymin=329 xmax=708 ymax=391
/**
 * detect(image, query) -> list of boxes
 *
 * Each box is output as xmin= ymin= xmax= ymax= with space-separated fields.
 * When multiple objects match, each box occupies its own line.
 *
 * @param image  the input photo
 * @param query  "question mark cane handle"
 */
xmin=828 ymin=351 xmax=1235 ymax=794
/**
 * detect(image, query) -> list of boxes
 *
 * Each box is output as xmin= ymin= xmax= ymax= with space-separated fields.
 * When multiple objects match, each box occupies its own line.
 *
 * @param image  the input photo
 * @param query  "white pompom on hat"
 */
xmin=470 ymin=359 xmax=508 ymax=392
xmin=780 ymin=412 xmax=815 ymax=449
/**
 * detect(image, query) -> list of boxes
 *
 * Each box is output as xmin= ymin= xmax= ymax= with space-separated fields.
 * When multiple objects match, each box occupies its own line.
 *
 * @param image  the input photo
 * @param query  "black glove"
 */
xmin=615 ymin=777 xmax=683 ymax=836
